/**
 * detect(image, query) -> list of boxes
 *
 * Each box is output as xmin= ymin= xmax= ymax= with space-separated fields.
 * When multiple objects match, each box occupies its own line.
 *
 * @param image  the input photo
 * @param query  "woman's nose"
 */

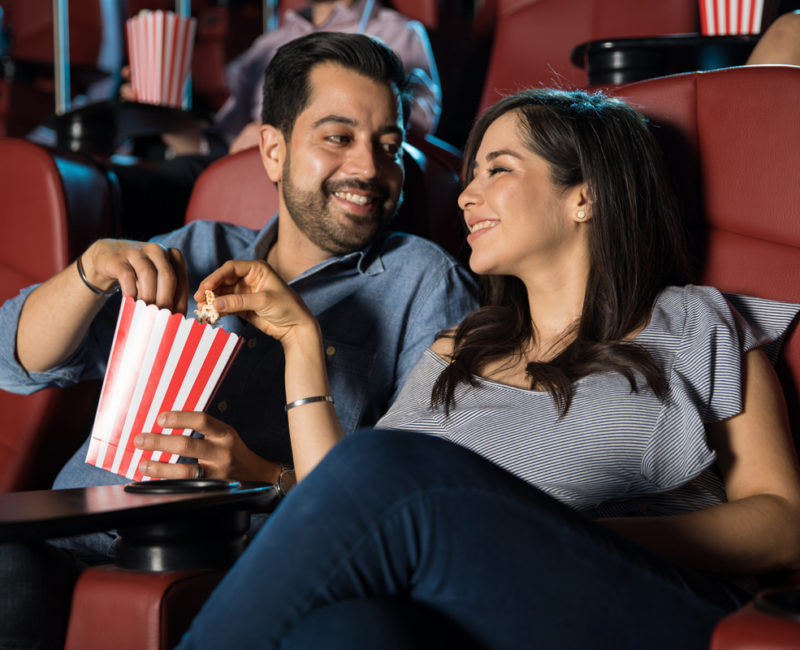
xmin=458 ymin=179 xmax=480 ymax=211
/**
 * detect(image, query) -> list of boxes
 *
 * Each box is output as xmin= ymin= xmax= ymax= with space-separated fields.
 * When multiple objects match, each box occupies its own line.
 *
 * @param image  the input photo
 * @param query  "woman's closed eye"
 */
xmin=488 ymin=166 xmax=511 ymax=176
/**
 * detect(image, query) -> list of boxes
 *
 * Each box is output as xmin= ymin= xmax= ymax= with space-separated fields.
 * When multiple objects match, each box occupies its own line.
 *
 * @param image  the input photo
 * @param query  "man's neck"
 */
xmin=265 ymin=215 xmax=336 ymax=283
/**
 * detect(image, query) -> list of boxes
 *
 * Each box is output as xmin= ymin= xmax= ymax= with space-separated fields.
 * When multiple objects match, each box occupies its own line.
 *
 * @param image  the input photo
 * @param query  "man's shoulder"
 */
xmin=156 ymin=220 xmax=261 ymax=260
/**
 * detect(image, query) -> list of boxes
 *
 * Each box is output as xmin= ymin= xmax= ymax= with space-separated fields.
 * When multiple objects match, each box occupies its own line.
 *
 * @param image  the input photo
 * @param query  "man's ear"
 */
xmin=259 ymin=124 xmax=285 ymax=183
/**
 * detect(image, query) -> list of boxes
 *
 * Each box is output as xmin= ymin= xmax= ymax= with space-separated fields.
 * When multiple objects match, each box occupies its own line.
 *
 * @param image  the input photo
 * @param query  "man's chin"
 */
xmin=324 ymin=221 xmax=387 ymax=255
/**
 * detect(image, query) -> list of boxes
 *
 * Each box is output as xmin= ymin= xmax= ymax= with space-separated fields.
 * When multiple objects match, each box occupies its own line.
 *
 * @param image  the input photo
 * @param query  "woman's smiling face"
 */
xmin=459 ymin=111 xmax=588 ymax=279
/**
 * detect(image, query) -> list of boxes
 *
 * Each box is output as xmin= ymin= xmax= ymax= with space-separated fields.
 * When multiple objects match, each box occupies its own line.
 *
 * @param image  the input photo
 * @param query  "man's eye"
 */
xmin=381 ymin=142 xmax=401 ymax=156
xmin=326 ymin=134 xmax=351 ymax=145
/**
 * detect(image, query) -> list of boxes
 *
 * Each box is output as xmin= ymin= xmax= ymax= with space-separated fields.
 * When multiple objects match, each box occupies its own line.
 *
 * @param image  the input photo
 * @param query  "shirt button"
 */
xmin=326 ymin=345 xmax=336 ymax=357
xmin=217 ymin=400 xmax=228 ymax=413
xmin=247 ymin=337 xmax=257 ymax=349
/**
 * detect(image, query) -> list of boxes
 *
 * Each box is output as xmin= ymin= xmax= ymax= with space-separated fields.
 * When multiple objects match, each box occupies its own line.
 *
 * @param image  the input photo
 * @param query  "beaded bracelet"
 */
xmin=284 ymin=395 xmax=334 ymax=412
xmin=76 ymin=255 xmax=119 ymax=298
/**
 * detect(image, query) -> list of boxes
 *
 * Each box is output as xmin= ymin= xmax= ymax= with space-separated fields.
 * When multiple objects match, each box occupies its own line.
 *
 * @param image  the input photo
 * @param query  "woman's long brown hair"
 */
xmin=431 ymin=89 xmax=693 ymax=416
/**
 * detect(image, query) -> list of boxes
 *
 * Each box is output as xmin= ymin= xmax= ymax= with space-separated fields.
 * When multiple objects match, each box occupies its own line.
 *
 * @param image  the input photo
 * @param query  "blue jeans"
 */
xmin=176 ymin=429 xmax=749 ymax=650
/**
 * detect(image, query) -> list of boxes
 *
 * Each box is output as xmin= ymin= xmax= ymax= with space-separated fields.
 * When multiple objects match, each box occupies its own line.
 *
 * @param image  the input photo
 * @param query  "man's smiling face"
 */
xmin=279 ymin=62 xmax=405 ymax=256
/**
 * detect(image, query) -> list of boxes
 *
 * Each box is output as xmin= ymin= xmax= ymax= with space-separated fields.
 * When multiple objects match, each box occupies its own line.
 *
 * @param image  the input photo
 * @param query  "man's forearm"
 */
xmin=16 ymin=259 xmax=110 ymax=373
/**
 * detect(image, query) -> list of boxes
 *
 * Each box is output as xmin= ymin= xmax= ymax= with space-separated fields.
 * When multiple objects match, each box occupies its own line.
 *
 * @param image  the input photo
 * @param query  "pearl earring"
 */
xmin=577 ymin=210 xmax=586 ymax=220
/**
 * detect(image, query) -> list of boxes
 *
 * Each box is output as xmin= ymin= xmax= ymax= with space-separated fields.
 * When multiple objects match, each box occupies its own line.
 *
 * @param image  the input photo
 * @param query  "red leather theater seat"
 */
xmin=0 ymin=138 xmax=117 ymax=491
xmin=608 ymin=64 xmax=800 ymax=648
xmin=479 ymin=0 xmax=699 ymax=112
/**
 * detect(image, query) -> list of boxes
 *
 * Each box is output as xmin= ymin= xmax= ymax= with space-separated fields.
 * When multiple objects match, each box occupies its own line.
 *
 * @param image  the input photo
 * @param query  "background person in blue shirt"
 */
xmin=0 ymin=32 xmax=476 ymax=650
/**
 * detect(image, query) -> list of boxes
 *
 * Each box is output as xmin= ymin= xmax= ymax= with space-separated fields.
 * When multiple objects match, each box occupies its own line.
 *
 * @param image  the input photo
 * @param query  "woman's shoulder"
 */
xmin=650 ymin=285 xmax=734 ymax=334
xmin=429 ymin=330 xmax=456 ymax=361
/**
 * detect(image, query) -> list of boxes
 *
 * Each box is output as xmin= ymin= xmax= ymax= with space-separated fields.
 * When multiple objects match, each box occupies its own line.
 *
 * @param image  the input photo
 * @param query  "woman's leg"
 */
xmin=280 ymin=596 xmax=480 ymax=650
xmin=177 ymin=430 xmax=747 ymax=650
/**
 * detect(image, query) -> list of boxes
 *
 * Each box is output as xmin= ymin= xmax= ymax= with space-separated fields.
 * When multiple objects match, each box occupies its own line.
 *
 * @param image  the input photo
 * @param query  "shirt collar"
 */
xmin=247 ymin=215 xmax=386 ymax=282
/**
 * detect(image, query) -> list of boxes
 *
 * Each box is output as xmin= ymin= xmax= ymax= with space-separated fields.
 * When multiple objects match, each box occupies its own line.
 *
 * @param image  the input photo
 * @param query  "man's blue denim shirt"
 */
xmin=0 ymin=217 xmax=478 ymax=491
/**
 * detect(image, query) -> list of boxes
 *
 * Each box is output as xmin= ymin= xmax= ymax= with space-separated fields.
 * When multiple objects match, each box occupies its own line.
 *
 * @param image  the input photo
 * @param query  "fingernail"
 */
xmin=134 ymin=434 xmax=143 ymax=447
xmin=157 ymin=413 xmax=167 ymax=426
xmin=214 ymin=297 xmax=226 ymax=311
xmin=139 ymin=461 xmax=148 ymax=474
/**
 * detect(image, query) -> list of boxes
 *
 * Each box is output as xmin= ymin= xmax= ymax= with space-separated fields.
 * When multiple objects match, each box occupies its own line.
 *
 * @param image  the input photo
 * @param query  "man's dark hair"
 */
xmin=261 ymin=32 xmax=411 ymax=137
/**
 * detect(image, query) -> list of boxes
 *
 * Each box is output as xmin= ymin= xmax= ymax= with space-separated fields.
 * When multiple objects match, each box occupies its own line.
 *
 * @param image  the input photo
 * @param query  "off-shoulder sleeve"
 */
xmin=641 ymin=285 xmax=799 ymax=490
xmin=676 ymin=286 xmax=798 ymax=424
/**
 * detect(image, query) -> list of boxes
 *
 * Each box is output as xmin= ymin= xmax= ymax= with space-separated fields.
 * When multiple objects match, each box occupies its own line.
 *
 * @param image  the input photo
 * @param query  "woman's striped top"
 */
xmin=377 ymin=285 xmax=800 ymax=518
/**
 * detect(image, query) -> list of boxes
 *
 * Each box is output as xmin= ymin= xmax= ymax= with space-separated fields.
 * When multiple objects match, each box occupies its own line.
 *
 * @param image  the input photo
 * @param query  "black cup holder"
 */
xmin=124 ymin=478 xmax=241 ymax=494
xmin=754 ymin=587 xmax=800 ymax=622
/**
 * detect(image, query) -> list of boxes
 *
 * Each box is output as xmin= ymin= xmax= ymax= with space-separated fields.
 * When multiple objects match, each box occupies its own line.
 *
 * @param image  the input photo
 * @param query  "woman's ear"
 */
xmin=572 ymin=182 xmax=592 ymax=223
xmin=259 ymin=125 xmax=286 ymax=183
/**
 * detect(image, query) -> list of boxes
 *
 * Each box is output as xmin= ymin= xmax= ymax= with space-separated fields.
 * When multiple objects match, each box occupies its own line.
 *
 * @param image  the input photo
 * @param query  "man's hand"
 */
xmin=16 ymin=238 xmax=189 ymax=373
xmin=83 ymin=239 xmax=189 ymax=313
xmin=134 ymin=411 xmax=280 ymax=482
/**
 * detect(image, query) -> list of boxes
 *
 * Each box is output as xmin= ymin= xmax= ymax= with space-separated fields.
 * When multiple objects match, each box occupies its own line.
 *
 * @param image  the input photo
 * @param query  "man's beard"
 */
xmin=281 ymin=158 xmax=402 ymax=256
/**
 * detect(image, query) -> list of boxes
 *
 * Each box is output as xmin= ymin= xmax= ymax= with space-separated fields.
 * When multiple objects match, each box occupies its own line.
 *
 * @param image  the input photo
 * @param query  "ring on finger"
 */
xmin=194 ymin=463 xmax=204 ymax=480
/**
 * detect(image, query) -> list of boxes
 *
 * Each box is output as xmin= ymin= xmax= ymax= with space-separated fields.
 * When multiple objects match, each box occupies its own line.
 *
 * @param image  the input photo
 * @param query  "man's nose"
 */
xmin=344 ymin=141 xmax=378 ymax=178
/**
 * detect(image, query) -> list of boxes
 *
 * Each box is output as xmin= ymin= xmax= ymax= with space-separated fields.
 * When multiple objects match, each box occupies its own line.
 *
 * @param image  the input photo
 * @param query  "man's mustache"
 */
xmin=324 ymin=178 xmax=390 ymax=203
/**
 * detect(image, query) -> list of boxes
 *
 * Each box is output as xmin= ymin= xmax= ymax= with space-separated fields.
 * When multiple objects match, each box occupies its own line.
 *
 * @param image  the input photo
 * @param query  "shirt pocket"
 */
xmin=323 ymin=337 xmax=376 ymax=434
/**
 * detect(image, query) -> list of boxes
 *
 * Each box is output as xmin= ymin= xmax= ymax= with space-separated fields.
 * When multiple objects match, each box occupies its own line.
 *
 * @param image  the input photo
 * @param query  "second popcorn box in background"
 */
xmin=699 ymin=0 xmax=778 ymax=35
xmin=86 ymin=296 xmax=242 ymax=481
xmin=126 ymin=9 xmax=197 ymax=108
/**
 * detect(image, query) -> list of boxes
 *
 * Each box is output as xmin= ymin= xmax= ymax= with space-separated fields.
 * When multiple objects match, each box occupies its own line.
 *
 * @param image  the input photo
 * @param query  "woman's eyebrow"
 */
xmin=472 ymin=149 xmax=523 ymax=170
xmin=486 ymin=149 xmax=522 ymax=162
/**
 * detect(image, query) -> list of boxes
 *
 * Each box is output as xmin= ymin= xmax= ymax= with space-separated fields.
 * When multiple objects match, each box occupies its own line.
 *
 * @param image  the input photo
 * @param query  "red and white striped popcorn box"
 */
xmin=699 ymin=0 xmax=768 ymax=35
xmin=86 ymin=296 xmax=242 ymax=481
xmin=126 ymin=10 xmax=197 ymax=107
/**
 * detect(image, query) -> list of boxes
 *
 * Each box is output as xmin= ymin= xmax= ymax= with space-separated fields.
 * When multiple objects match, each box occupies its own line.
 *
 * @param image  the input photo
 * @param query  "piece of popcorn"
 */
xmin=194 ymin=289 xmax=220 ymax=325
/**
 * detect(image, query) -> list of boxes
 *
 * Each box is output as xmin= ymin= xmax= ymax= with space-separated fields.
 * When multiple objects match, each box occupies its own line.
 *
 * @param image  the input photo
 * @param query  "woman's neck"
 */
xmin=520 ymin=254 xmax=590 ymax=358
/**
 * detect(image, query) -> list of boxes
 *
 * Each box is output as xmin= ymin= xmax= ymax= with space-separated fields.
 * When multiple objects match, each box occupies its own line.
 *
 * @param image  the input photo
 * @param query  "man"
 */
xmin=116 ymin=0 xmax=441 ymax=239
xmin=0 ymin=32 xmax=476 ymax=649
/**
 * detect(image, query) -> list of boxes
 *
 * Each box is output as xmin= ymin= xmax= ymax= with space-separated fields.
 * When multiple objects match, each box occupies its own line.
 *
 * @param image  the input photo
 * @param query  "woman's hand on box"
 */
xmin=196 ymin=260 xmax=319 ymax=348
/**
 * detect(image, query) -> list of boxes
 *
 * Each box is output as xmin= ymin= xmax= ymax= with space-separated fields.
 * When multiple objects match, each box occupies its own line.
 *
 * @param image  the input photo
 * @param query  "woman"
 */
xmin=176 ymin=89 xmax=800 ymax=649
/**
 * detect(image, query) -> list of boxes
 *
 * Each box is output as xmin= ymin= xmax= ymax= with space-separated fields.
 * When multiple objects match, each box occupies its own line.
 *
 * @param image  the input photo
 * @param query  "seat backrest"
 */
xmin=185 ymin=146 xmax=277 ymax=230
xmin=607 ymin=65 xmax=800 ymax=443
xmin=185 ymin=137 xmax=465 ymax=259
xmin=479 ymin=0 xmax=699 ymax=112
xmin=0 ymin=138 xmax=117 ymax=491
xmin=3 ymin=0 xmax=103 ymax=66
